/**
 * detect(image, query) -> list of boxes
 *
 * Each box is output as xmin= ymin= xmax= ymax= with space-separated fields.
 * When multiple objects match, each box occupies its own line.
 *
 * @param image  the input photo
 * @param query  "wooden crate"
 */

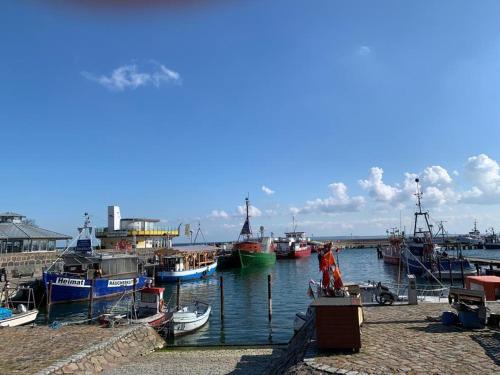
xmin=311 ymin=297 xmax=362 ymax=351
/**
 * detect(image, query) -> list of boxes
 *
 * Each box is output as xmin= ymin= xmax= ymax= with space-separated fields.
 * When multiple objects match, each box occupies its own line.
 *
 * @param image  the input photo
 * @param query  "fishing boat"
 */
xmin=483 ymin=228 xmax=500 ymax=250
xmin=155 ymin=245 xmax=218 ymax=282
xmin=43 ymin=214 xmax=150 ymax=304
xmin=167 ymin=300 xmax=211 ymax=336
xmin=381 ymin=228 xmax=403 ymax=265
xmin=0 ymin=286 xmax=38 ymax=327
xmin=401 ymin=179 xmax=476 ymax=279
xmin=276 ymin=217 xmax=311 ymax=259
xmin=234 ymin=197 xmax=276 ymax=268
xmin=457 ymin=221 xmax=483 ymax=246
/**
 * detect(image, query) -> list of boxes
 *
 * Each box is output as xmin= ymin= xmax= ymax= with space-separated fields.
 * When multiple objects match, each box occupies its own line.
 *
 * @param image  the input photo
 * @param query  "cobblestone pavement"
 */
xmin=0 ymin=325 xmax=123 ymax=374
xmin=302 ymin=302 xmax=500 ymax=375
xmin=103 ymin=347 xmax=286 ymax=375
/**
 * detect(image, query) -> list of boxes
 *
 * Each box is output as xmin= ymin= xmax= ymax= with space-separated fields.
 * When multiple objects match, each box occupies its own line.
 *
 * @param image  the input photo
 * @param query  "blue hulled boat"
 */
xmin=155 ymin=245 xmax=218 ymax=282
xmin=43 ymin=214 xmax=149 ymax=304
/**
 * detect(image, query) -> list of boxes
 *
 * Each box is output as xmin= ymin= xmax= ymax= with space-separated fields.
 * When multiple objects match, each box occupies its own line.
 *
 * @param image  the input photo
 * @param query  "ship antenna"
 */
xmin=415 ymin=178 xmax=423 ymax=214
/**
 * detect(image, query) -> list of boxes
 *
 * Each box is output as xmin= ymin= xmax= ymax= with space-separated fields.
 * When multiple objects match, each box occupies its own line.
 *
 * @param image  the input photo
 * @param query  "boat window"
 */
xmin=140 ymin=292 xmax=157 ymax=304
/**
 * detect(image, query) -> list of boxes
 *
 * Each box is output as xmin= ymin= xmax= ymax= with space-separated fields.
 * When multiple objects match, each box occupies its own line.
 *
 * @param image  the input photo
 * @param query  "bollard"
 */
xmin=220 ymin=276 xmax=224 ymax=321
xmin=46 ymin=281 xmax=52 ymax=323
xmin=268 ymin=274 xmax=272 ymax=322
xmin=88 ymin=279 xmax=94 ymax=323
xmin=176 ymin=278 xmax=180 ymax=311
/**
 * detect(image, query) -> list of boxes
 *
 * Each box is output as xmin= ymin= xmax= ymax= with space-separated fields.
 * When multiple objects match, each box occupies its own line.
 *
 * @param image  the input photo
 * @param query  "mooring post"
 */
xmin=460 ymin=260 xmax=465 ymax=287
xmin=176 ymin=278 xmax=180 ymax=311
xmin=132 ymin=277 xmax=137 ymax=318
xmin=46 ymin=281 xmax=52 ymax=323
xmin=268 ymin=274 xmax=272 ymax=322
xmin=448 ymin=259 xmax=453 ymax=286
xmin=476 ymin=263 xmax=480 ymax=276
xmin=88 ymin=279 xmax=94 ymax=323
xmin=220 ymin=275 xmax=224 ymax=321
xmin=437 ymin=258 xmax=442 ymax=281
xmin=490 ymin=263 xmax=494 ymax=273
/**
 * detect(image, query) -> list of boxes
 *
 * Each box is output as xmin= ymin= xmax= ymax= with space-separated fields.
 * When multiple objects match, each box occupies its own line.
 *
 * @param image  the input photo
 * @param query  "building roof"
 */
xmin=0 ymin=212 xmax=25 ymax=218
xmin=121 ymin=218 xmax=160 ymax=223
xmin=0 ymin=222 xmax=71 ymax=240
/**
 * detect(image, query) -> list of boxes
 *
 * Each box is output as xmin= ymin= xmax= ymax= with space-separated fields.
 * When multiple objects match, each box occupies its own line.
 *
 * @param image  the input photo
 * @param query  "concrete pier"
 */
xmin=287 ymin=302 xmax=500 ymax=375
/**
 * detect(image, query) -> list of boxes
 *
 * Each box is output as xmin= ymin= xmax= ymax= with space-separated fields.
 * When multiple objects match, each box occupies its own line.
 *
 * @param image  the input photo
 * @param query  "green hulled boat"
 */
xmin=234 ymin=197 xmax=277 ymax=268
xmin=238 ymin=248 xmax=276 ymax=268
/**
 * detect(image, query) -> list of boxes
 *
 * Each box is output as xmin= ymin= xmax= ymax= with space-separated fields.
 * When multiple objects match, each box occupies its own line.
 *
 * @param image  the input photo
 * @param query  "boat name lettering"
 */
xmin=108 ymin=279 xmax=134 ymax=287
xmin=55 ymin=278 xmax=87 ymax=287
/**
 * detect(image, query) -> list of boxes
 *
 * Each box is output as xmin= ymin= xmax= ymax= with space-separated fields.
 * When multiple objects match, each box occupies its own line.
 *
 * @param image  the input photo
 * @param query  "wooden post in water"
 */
xmin=267 ymin=274 xmax=272 ymax=322
xmin=448 ymin=259 xmax=453 ymax=286
xmin=437 ymin=258 xmax=442 ymax=281
xmin=176 ymin=278 xmax=180 ymax=311
xmin=220 ymin=276 xmax=224 ymax=321
xmin=132 ymin=277 xmax=137 ymax=319
xmin=490 ymin=263 xmax=494 ymax=273
xmin=460 ymin=260 xmax=465 ymax=287
xmin=88 ymin=279 xmax=94 ymax=323
xmin=46 ymin=281 xmax=52 ymax=323
xmin=476 ymin=263 xmax=480 ymax=276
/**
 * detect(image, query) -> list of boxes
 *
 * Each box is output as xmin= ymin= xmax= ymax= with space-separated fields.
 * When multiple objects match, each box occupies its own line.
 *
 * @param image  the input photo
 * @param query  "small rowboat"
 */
xmin=0 ymin=286 xmax=38 ymax=327
xmin=167 ymin=301 xmax=211 ymax=336
xmin=0 ymin=306 xmax=38 ymax=327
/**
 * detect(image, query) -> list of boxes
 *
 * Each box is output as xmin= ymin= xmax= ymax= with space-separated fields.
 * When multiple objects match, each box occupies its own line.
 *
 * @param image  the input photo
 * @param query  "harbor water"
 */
xmin=38 ymin=247 xmax=500 ymax=345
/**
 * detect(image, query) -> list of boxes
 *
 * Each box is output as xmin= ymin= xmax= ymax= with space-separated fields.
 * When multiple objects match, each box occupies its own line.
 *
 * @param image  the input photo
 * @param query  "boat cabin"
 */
xmin=138 ymin=287 xmax=164 ymax=314
xmin=155 ymin=246 xmax=217 ymax=272
xmin=59 ymin=253 xmax=140 ymax=280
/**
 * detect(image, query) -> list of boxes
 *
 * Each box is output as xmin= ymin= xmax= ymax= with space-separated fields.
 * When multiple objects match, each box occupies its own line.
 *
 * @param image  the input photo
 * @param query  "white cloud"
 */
xmin=422 ymin=166 xmax=453 ymax=186
xmin=358 ymin=46 xmax=372 ymax=56
xmin=82 ymin=62 xmax=181 ymax=91
xmin=261 ymin=185 xmax=275 ymax=195
xmin=462 ymin=154 xmax=500 ymax=203
xmin=237 ymin=205 xmax=262 ymax=217
xmin=359 ymin=167 xmax=402 ymax=203
xmin=209 ymin=210 xmax=229 ymax=219
xmin=293 ymin=182 xmax=365 ymax=214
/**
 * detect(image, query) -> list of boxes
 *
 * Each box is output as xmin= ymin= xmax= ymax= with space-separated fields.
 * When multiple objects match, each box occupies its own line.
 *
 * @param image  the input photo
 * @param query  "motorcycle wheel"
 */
xmin=375 ymin=293 xmax=394 ymax=305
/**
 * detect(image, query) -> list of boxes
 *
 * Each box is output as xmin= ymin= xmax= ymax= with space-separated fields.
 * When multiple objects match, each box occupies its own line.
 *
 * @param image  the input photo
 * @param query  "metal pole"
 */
xmin=476 ymin=263 xmax=480 ymax=276
xmin=448 ymin=259 xmax=453 ymax=286
xmin=132 ymin=277 xmax=137 ymax=319
xmin=220 ymin=276 xmax=224 ymax=321
xmin=460 ymin=260 xmax=465 ymax=287
xmin=176 ymin=278 xmax=180 ymax=311
xmin=268 ymin=274 xmax=272 ymax=322
xmin=437 ymin=258 xmax=442 ymax=281
xmin=88 ymin=279 xmax=94 ymax=323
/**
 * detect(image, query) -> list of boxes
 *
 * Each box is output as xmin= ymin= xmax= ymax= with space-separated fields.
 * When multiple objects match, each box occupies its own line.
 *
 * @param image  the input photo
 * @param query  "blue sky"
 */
xmin=2 ymin=1 xmax=500 ymax=240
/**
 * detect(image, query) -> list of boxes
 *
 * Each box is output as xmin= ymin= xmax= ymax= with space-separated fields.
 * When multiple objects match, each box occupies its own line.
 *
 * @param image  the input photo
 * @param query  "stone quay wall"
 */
xmin=0 ymin=251 xmax=59 ymax=277
xmin=35 ymin=324 xmax=165 ymax=375
xmin=269 ymin=311 xmax=316 ymax=375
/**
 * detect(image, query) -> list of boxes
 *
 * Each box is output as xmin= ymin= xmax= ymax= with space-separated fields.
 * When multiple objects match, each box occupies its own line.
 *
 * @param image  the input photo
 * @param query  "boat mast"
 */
xmin=413 ymin=178 xmax=433 ymax=241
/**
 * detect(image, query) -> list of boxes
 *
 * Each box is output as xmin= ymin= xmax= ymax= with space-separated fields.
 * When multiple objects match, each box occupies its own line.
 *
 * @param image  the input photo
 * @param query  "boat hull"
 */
xmin=132 ymin=312 xmax=168 ymax=328
xmin=484 ymin=243 xmax=500 ymax=250
xmin=43 ymin=273 xmax=150 ymax=304
xmin=291 ymin=247 xmax=311 ymax=258
xmin=383 ymin=254 xmax=400 ymax=265
xmin=171 ymin=305 xmax=211 ymax=336
xmin=0 ymin=309 xmax=38 ymax=327
xmin=238 ymin=251 xmax=276 ymax=268
xmin=156 ymin=261 xmax=217 ymax=283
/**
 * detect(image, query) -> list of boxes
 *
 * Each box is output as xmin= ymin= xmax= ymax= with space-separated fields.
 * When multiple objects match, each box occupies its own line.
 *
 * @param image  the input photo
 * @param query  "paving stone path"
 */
xmin=0 ymin=325 xmax=122 ymax=375
xmin=103 ymin=347 xmax=286 ymax=375
xmin=299 ymin=302 xmax=500 ymax=375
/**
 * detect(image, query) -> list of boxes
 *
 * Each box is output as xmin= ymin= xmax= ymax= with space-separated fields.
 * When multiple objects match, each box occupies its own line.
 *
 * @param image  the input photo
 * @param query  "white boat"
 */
xmin=168 ymin=301 xmax=211 ymax=336
xmin=0 ymin=307 xmax=38 ymax=327
xmin=0 ymin=286 xmax=38 ymax=327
